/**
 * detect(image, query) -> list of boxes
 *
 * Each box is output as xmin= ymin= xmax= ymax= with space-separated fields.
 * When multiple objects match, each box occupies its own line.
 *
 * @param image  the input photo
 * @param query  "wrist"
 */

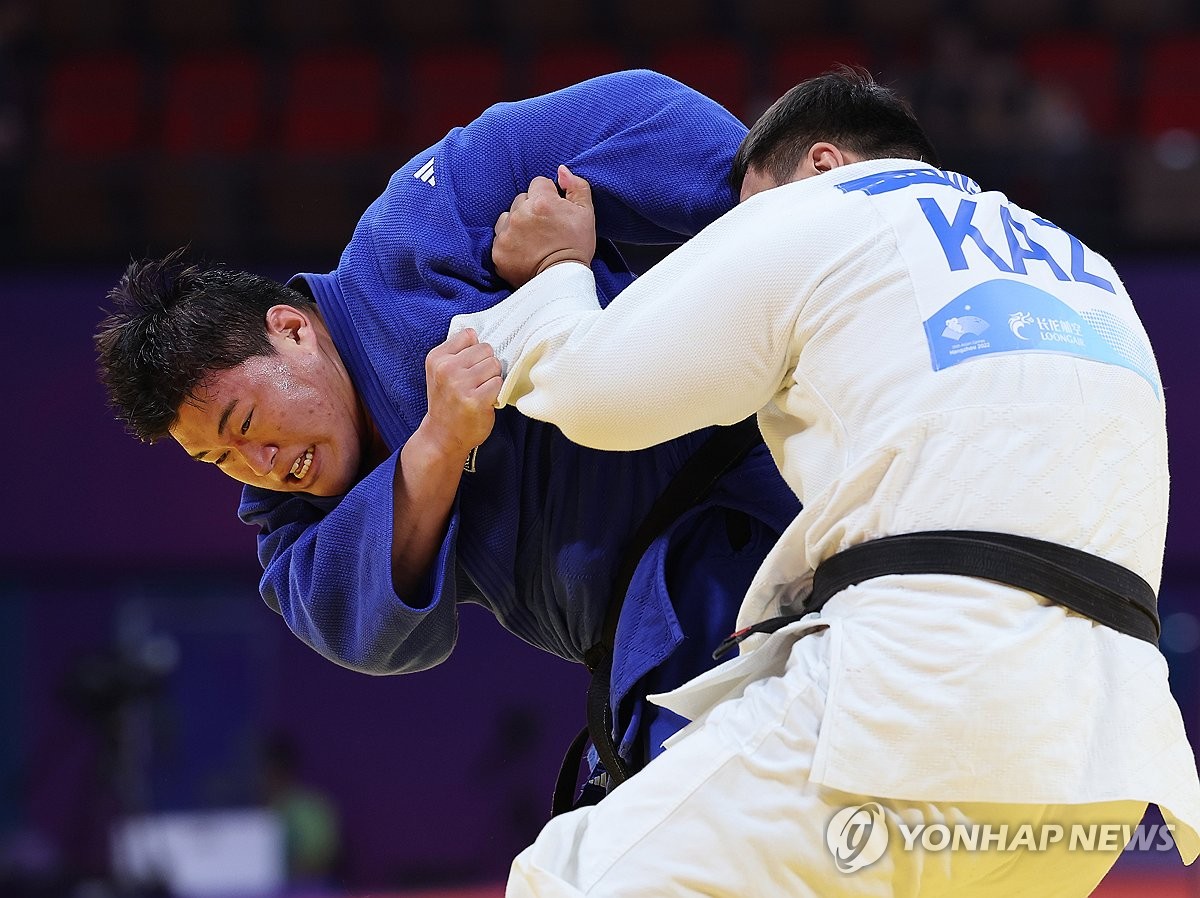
xmin=409 ymin=416 xmax=474 ymax=472
xmin=535 ymin=249 xmax=593 ymax=277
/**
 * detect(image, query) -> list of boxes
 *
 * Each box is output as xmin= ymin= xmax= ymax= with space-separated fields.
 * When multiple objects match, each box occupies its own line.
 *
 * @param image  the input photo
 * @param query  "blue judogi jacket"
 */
xmin=238 ymin=71 xmax=800 ymax=756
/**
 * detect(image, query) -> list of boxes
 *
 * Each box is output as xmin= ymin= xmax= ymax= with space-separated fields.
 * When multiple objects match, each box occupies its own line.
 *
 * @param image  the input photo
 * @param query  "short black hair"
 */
xmin=730 ymin=66 xmax=940 ymax=193
xmin=95 ymin=247 xmax=315 ymax=443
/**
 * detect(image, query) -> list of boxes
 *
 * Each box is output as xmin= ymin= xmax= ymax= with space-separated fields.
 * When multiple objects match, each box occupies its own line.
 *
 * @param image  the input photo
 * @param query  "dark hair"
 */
xmin=730 ymin=67 xmax=940 ymax=193
xmin=95 ymin=247 xmax=315 ymax=443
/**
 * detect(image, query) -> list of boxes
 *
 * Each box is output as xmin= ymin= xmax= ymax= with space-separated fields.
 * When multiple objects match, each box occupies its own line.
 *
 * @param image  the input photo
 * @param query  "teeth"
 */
xmin=290 ymin=447 xmax=313 ymax=480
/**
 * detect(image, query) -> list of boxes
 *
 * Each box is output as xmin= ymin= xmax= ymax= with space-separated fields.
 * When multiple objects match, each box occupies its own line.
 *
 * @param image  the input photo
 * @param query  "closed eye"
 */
xmin=214 ymin=451 xmax=230 ymax=466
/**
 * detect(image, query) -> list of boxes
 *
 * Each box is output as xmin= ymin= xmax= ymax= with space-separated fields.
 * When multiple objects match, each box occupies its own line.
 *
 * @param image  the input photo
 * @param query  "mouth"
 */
xmin=287 ymin=445 xmax=314 ymax=484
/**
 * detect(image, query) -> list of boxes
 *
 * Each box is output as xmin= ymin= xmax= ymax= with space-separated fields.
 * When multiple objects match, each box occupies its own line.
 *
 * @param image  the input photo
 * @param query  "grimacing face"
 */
xmin=168 ymin=305 xmax=371 ymax=497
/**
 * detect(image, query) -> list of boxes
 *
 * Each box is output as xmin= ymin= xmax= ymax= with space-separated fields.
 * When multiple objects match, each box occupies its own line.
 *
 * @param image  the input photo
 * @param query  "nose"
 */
xmin=236 ymin=439 xmax=277 ymax=478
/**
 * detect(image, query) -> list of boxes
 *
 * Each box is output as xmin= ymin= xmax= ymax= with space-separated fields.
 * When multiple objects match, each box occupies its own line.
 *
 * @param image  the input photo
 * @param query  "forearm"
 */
xmin=390 ymin=416 xmax=471 ymax=598
xmin=390 ymin=326 xmax=500 ymax=594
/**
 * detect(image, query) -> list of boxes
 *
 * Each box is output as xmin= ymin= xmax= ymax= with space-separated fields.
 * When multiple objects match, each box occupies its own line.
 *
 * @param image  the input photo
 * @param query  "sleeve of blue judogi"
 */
xmin=444 ymin=68 xmax=749 ymax=245
xmin=238 ymin=455 xmax=463 ymax=675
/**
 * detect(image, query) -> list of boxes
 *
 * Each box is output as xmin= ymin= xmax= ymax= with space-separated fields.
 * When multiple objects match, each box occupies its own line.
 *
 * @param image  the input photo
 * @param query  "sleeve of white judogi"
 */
xmin=451 ymin=197 xmax=812 ymax=451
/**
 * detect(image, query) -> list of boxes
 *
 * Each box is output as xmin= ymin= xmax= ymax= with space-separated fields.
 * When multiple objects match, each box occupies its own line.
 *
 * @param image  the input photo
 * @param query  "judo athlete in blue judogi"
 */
xmin=96 ymin=71 xmax=801 ymax=782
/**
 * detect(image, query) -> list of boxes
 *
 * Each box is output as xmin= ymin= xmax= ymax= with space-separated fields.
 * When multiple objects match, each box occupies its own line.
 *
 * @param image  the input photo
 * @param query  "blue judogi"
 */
xmin=238 ymin=71 xmax=800 ymax=760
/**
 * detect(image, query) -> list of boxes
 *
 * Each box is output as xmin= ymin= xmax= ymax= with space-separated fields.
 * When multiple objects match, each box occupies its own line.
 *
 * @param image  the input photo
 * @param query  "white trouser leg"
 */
xmin=508 ymin=630 xmax=1145 ymax=897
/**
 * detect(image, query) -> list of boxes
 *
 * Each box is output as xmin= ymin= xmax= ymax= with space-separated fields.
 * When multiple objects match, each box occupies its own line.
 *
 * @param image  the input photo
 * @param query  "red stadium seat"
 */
xmin=527 ymin=44 xmax=628 ymax=97
xmin=1138 ymin=35 xmax=1200 ymax=137
xmin=41 ymin=53 xmax=145 ymax=157
xmin=1022 ymin=34 xmax=1122 ymax=137
xmin=650 ymin=39 xmax=752 ymax=123
xmin=161 ymin=52 xmax=266 ymax=157
xmin=403 ymin=46 xmax=508 ymax=150
xmin=281 ymin=49 xmax=386 ymax=156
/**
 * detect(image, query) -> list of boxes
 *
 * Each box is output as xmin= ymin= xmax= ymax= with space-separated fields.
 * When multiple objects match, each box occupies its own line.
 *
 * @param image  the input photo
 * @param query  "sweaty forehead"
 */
xmin=168 ymin=366 xmax=244 ymax=447
xmin=169 ymin=387 xmax=222 ymax=449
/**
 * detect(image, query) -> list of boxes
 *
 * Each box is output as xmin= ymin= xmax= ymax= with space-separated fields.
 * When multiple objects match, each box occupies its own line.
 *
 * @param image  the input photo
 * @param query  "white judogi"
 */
xmin=453 ymin=158 xmax=1200 ymax=895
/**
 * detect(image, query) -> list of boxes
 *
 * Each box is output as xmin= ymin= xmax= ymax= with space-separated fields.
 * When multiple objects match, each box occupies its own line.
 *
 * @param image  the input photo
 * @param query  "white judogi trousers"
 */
xmin=508 ymin=625 xmax=1145 ymax=897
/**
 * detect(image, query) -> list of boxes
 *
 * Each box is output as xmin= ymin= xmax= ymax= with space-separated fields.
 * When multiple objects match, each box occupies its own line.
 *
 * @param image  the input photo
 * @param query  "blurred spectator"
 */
xmin=262 ymin=734 xmax=342 ymax=889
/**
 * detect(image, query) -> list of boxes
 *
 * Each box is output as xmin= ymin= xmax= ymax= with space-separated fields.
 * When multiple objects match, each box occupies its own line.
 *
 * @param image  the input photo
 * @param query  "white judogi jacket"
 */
xmin=452 ymin=158 xmax=1200 ymax=861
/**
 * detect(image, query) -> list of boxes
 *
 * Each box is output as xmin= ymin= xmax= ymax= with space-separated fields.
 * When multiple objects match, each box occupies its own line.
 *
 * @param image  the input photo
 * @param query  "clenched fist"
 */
xmin=492 ymin=164 xmax=597 ymax=288
xmin=421 ymin=327 xmax=503 ymax=461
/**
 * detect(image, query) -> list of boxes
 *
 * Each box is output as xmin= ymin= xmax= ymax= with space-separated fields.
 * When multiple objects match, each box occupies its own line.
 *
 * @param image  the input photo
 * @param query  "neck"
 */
xmin=359 ymin=398 xmax=390 ymax=468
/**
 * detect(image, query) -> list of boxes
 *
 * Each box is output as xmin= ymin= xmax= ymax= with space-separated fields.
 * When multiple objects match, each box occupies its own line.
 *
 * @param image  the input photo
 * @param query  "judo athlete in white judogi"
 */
xmin=452 ymin=70 xmax=1200 ymax=896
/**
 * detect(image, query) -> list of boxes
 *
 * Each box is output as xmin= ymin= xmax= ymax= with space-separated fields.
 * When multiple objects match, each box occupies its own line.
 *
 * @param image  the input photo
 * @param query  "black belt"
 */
xmin=551 ymin=417 xmax=764 ymax=818
xmin=713 ymin=530 xmax=1160 ymax=660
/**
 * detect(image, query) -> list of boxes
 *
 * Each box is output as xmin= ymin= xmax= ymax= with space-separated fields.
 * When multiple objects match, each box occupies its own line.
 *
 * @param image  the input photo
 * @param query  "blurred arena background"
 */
xmin=2 ymin=0 xmax=1199 ymax=895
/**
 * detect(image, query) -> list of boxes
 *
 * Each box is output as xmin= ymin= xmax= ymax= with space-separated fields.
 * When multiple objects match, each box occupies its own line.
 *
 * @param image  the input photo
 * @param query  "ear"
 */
xmin=264 ymin=304 xmax=312 ymax=346
xmin=807 ymin=142 xmax=852 ymax=176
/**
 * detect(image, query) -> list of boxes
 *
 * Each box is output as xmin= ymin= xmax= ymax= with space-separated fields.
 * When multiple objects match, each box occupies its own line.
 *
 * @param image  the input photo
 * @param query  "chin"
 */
xmin=315 ymin=458 xmax=363 ymax=497
xmin=310 ymin=472 xmax=352 ymax=497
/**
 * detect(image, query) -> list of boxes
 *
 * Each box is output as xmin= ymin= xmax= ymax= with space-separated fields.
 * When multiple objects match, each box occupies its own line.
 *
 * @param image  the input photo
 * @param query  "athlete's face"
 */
xmin=169 ymin=306 xmax=371 ymax=497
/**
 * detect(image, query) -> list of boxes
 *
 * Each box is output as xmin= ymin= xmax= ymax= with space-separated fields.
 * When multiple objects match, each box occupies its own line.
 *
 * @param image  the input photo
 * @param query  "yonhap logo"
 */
xmin=826 ymin=802 xmax=889 ymax=873
xmin=825 ymin=804 xmax=1174 ymax=873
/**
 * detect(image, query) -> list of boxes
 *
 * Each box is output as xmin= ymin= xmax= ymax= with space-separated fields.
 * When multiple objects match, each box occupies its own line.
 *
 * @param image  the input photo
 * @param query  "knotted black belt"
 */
xmin=713 ymin=530 xmax=1160 ymax=660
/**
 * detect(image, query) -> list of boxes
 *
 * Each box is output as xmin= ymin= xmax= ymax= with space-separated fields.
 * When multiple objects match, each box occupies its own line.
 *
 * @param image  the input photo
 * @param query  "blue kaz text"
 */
xmin=918 ymin=197 xmax=1115 ymax=294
